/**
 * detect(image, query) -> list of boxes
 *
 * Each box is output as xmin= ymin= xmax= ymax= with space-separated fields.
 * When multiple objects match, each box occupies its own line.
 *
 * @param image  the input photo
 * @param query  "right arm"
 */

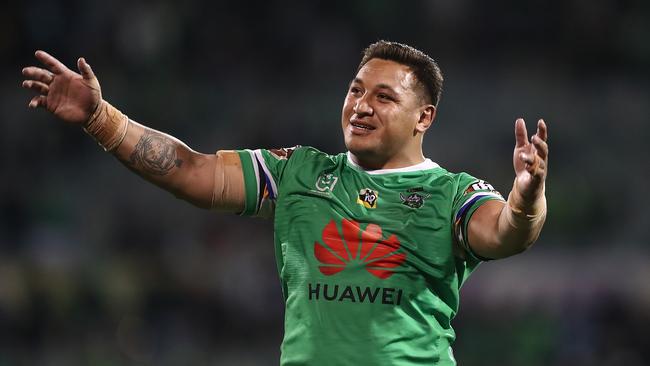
xmin=22 ymin=50 xmax=244 ymax=212
xmin=113 ymin=119 xmax=244 ymax=211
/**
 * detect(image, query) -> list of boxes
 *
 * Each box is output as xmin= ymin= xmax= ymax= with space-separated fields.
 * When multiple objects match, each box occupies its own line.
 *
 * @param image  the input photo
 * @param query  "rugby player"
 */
xmin=21 ymin=41 xmax=548 ymax=365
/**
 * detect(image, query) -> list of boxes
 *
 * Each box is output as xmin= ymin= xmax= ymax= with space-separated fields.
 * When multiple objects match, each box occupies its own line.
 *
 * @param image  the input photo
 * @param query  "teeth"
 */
xmin=351 ymin=122 xmax=373 ymax=130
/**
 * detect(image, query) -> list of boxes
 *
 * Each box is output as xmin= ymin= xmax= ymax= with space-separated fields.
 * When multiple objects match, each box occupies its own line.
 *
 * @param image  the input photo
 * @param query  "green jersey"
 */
xmin=236 ymin=146 xmax=504 ymax=366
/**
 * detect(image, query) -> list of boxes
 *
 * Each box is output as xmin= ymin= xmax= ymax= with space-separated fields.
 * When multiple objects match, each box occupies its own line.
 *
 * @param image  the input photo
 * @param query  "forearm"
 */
xmin=496 ymin=181 xmax=547 ymax=253
xmin=84 ymin=100 xmax=219 ymax=209
xmin=114 ymin=120 xmax=213 ymax=205
xmin=468 ymin=181 xmax=547 ymax=259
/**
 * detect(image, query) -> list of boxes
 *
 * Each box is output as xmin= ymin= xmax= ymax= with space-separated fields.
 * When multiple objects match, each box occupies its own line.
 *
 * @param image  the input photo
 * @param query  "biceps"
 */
xmin=211 ymin=150 xmax=245 ymax=212
xmin=179 ymin=150 xmax=245 ymax=212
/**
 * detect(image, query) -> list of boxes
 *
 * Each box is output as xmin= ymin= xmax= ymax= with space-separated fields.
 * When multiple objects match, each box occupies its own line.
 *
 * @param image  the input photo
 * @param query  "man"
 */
xmin=22 ymin=41 xmax=547 ymax=365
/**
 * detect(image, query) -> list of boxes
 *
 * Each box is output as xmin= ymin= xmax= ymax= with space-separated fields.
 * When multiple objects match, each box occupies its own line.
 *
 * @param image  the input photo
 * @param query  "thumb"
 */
xmin=514 ymin=118 xmax=529 ymax=148
xmin=77 ymin=57 xmax=95 ymax=80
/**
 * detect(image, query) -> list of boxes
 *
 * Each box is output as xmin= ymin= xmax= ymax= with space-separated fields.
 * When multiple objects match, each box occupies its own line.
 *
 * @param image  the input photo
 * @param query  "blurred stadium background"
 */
xmin=1 ymin=0 xmax=649 ymax=365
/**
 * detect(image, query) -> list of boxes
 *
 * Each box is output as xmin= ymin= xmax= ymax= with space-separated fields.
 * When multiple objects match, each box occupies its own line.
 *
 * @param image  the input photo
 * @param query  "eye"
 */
xmin=349 ymin=86 xmax=362 ymax=95
xmin=377 ymin=93 xmax=393 ymax=102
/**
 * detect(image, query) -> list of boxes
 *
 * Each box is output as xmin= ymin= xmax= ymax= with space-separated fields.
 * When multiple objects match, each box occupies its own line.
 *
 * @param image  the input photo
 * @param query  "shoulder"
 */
xmin=434 ymin=167 xmax=482 ymax=189
xmin=424 ymin=166 xmax=496 ymax=202
xmin=287 ymin=146 xmax=345 ymax=165
xmin=421 ymin=163 xmax=463 ymax=186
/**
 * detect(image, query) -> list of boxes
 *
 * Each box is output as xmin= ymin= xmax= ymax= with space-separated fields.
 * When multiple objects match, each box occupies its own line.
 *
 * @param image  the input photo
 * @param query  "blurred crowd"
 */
xmin=1 ymin=0 xmax=649 ymax=365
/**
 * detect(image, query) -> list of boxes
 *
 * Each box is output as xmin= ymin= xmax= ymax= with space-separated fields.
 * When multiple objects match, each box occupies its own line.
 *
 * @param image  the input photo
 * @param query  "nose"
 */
xmin=353 ymin=95 xmax=373 ymax=116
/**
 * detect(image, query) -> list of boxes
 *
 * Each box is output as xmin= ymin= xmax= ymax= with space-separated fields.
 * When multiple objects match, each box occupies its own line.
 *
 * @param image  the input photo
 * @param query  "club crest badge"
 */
xmin=400 ymin=187 xmax=431 ymax=209
xmin=357 ymin=188 xmax=379 ymax=209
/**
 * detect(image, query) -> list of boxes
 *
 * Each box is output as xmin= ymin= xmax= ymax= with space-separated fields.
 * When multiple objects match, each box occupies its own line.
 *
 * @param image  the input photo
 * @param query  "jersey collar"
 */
xmin=346 ymin=152 xmax=439 ymax=175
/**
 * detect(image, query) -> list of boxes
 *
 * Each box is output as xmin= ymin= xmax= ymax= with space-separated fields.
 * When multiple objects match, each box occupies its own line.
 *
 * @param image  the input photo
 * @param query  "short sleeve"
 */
xmin=451 ymin=173 xmax=505 ymax=261
xmin=236 ymin=147 xmax=299 ymax=217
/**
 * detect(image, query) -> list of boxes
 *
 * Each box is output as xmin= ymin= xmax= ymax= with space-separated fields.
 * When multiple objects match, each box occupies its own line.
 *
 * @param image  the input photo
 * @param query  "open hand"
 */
xmin=22 ymin=50 xmax=102 ymax=125
xmin=513 ymin=118 xmax=548 ymax=200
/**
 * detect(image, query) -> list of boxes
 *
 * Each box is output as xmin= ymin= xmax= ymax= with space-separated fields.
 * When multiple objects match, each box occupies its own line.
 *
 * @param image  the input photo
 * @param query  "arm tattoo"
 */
xmin=129 ymin=131 xmax=183 ymax=176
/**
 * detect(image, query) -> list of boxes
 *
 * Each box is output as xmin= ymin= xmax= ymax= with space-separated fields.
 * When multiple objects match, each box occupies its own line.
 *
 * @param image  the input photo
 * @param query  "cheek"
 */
xmin=383 ymin=113 xmax=415 ymax=139
xmin=342 ymin=97 xmax=354 ymax=115
xmin=341 ymin=99 xmax=355 ymax=128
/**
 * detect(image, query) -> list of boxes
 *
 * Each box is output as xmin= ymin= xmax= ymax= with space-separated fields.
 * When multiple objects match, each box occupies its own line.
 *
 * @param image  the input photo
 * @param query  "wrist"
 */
xmin=83 ymin=99 xmax=103 ymax=128
xmin=83 ymin=100 xmax=129 ymax=152
xmin=507 ymin=179 xmax=546 ymax=219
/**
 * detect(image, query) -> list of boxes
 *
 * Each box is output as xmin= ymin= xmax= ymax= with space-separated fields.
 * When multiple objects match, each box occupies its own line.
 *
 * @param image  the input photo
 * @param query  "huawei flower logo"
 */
xmin=314 ymin=219 xmax=407 ymax=279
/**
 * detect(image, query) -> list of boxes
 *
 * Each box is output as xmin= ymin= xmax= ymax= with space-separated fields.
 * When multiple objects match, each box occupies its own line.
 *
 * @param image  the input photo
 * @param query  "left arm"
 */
xmin=468 ymin=118 xmax=548 ymax=259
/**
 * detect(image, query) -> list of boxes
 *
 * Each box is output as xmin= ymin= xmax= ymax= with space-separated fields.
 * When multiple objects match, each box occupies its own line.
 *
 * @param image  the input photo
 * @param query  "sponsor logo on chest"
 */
xmin=308 ymin=283 xmax=403 ymax=305
xmin=310 ymin=219 xmax=406 ymax=306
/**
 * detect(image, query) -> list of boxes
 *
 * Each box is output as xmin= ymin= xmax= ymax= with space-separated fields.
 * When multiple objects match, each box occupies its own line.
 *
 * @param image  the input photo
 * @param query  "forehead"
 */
xmin=354 ymin=58 xmax=418 ymax=94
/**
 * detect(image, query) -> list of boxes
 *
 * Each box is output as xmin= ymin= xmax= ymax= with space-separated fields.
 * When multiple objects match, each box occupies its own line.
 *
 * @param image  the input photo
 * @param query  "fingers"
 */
xmin=515 ymin=118 xmax=549 ymax=160
xmin=514 ymin=118 xmax=548 ymax=184
xmin=532 ymin=135 xmax=548 ymax=161
xmin=77 ymin=57 xmax=96 ymax=80
xmin=527 ymin=157 xmax=546 ymax=177
xmin=514 ymin=118 xmax=529 ymax=148
xmin=22 ymin=66 xmax=54 ymax=84
xmin=519 ymin=150 xmax=545 ymax=177
xmin=34 ymin=50 xmax=68 ymax=74
xmin=519 ymin=144 xmax=547 ymax=176
xmin=532 ymin=119 xmax=548 ymax=160
xmin=536 ymin=119 xmax=547 ymax=142
xmin=22 ymin=80 xmax=49 ymax=95
xmin=28 ymin=95 xmax=47 ymax=109
xmin=519 ymin=149 xmax=535 ymax=165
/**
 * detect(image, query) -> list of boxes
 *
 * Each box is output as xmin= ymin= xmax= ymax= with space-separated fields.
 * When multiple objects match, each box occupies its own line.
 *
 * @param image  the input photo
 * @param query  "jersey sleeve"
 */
xmin=236 ymin=147 xmax=299 ymax=217
xmin=451 ymin=173 xmax=505 ymax=262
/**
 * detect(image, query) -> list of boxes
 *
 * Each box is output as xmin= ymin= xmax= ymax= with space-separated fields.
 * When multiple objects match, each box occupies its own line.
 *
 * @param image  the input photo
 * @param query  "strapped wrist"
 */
xmin=507 ymin=179 xmax=547 ymax=223
xmin=83 ymin=100 xmax=129 ymax=152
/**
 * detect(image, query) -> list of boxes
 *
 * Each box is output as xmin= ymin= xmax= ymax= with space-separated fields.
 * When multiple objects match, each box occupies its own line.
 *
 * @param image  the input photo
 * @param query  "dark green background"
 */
xmin=1 ymin=0 xmax=649 ymax=365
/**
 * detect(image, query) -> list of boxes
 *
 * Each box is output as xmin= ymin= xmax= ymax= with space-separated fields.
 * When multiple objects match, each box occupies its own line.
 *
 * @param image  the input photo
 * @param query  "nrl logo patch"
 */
xmin=357 ymin=188 xmax=379 ymax=209
xmin=315 ymin=173 xmax=339 ymax=192
xmin=399 ymin=187 xmax=431 ymax=209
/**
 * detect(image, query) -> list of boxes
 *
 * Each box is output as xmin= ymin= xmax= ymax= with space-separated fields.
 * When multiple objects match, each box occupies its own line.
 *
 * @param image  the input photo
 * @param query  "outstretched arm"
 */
xmin=466 ymin=118 xmax=548 ymax=259
xmin=22 ymin=50 xmax=244 ymax=211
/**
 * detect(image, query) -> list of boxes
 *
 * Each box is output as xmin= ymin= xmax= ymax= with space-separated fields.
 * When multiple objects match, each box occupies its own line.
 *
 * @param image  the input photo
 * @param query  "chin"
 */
xmin=345 ymin=137 xmax=370 ymax=154
xmin=346 ymin=141 xmax=381 ymax=160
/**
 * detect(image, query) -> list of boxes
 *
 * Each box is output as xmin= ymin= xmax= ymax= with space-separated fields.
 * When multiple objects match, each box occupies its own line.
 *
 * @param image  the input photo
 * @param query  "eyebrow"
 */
xmin=350 ymin=78 xmax=398 ymax=94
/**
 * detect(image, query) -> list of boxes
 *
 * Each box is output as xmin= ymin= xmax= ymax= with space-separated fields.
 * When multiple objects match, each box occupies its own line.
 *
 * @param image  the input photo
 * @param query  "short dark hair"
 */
xmin=358 ymin=40 xmax=443 ymax=107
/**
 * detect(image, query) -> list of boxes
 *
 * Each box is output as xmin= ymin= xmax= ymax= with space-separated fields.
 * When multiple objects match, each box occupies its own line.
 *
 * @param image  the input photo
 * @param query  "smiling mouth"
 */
xmin=350 ymin=121 xmax=376 ymax=130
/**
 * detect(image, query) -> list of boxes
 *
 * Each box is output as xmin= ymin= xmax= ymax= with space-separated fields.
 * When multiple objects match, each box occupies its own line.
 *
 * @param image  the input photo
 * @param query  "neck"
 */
xmin=348 ymin=151 xmax=426 ymax=170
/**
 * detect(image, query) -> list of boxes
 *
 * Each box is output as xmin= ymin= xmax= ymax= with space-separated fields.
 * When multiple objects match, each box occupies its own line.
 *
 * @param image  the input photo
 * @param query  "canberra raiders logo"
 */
xmin=399 ymin=187 xmax=431 ymax=209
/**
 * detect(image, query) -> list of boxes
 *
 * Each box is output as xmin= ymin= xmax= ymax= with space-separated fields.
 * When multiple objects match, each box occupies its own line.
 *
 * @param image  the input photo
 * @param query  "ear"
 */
xmin=415 ymin=105 xmax=436 ymax=133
